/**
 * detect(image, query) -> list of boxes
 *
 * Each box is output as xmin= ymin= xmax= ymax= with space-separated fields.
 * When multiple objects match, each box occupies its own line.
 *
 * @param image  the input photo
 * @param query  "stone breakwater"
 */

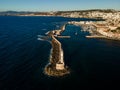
xmin=44 ymin=24 xmax=70 ymax=77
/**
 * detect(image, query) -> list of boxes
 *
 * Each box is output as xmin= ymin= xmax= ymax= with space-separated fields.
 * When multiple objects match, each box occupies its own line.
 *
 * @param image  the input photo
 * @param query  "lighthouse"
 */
xmin=56 ymin=49 xmax=65 ymax=70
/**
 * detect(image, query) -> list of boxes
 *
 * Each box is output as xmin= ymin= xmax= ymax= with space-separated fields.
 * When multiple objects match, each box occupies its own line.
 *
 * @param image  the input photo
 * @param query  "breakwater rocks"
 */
xmin=44 ymin=64 xmax=70 ymax=77
xmin=44 ymin=36 xmax=70 ymax=77
xmin=44 ymin=24 xmax=70 ymax=77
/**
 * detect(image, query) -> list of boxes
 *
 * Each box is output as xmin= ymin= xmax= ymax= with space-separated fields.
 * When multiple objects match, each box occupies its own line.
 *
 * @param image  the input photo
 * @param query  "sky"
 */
xmin=0 ymin=0 xmax=120 ymax=11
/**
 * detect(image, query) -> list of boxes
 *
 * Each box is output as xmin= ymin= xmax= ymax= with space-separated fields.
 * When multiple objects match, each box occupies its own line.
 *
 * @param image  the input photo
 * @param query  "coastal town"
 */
xmin=57 ymin=9 xmax=120 ymax=40
xmin=1 ymin=9 xmax=120 ymax=40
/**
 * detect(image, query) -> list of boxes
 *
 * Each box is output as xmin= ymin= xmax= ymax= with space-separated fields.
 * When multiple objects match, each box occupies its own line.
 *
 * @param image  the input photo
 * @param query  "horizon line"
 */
xmin=0 ymin=8 xmax=120 ymax=12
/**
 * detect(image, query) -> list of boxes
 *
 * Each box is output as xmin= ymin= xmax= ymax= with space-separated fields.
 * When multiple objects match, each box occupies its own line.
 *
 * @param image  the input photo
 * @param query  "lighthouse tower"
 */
xmin=56 ymin=49 xmax=65 ymax=70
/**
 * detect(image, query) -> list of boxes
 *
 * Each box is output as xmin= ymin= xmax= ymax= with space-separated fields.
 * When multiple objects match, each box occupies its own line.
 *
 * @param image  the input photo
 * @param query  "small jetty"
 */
xmin=86 ymin=35 xmax=106 ymax=38
xmin=56 ymin=36 xmax=70 ymax=38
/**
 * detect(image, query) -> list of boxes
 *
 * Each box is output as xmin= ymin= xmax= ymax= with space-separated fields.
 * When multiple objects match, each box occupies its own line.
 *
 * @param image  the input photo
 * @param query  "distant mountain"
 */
xmin=0 ymin=11 xmax=34 ymax=16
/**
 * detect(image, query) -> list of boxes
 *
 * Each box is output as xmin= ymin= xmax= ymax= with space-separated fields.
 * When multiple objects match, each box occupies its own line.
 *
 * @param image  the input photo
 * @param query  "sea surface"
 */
xmin=0 ymin=16 xmax=120 ymax=90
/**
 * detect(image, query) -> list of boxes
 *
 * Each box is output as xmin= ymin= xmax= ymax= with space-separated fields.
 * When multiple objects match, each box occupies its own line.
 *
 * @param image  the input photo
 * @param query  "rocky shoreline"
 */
xmin=44 ymin=64 xmax=70 ymax=77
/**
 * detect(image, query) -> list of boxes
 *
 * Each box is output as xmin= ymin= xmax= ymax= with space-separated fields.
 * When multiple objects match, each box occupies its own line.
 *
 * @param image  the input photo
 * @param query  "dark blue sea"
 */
xmin=0 ymin=16 xmax=120 ymax=90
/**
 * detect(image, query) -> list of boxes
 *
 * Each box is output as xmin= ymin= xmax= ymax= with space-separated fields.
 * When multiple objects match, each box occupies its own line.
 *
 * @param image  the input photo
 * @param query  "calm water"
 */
xmin=0 ymin=16 xmax=120 ymax=90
